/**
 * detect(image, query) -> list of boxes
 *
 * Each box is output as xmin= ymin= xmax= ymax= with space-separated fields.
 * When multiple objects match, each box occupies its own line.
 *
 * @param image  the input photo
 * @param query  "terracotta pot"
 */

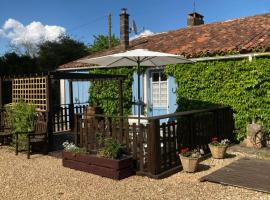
xmin=208 ymin=144 xmax=228 ymax=159
xmin=179 ymin=155 xmax=199 ymax=173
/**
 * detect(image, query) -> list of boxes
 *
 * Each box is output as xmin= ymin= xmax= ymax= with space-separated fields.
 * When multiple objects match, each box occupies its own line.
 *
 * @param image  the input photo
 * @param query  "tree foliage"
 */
xmin=165 ymin=58 xmax=270 ymax=140
xmin=0 ymin=35 xmax=89 ymax=74
xmin=87 ymin=35 xmax=120 ymax=54
xmin=0 ymin=52 xmax=39 ymax=74
xmin=37 ymin=35 xmax=88 ymax=71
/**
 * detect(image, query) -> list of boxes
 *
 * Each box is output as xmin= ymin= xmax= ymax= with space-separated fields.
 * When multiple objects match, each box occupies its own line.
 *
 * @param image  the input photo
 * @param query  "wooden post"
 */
xmin=148 ymin=119 xmax=161 ymax=175
xmin=46 ymin=75 xmax=53 ymax=150
xmin=74 ymin=114 xmax=78 ymax=146
xmin=118 ymin=79 xmax=124 ymax=140
xmin=108 ymin=13 xmax=112 ymax=49
xmin=69 ymin=80 xmax=74 ymax=131
xmin=0 ymin=77 xmax=2 ymax=108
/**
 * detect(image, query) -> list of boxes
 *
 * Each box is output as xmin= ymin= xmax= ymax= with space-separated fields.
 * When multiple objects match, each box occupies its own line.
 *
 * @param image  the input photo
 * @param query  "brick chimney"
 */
xmin=187 ymin=12 xmax=204 ymax=26
xmin=120 ymin=8 xmax=129 ymax=50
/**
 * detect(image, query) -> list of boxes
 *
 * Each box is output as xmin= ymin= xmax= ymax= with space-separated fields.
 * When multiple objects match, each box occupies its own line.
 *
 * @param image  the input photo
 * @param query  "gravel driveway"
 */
xmin=0 ymin=147 xmax=268 ymax=200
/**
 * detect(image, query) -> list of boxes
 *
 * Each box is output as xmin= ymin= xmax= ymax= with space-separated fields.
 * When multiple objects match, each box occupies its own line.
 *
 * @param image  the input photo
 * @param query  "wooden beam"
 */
xmin=46 ymin=75 xmax=53 ymax=150
xmin=0 ymin=77 xmax=2 ymax=108
xmin=0 ymin=72 xmax=126 ymax=81
xmin=49 ymin=72 xmax=126 ymax=81
xmin=118 ymin=79 xmax=124 ymax=141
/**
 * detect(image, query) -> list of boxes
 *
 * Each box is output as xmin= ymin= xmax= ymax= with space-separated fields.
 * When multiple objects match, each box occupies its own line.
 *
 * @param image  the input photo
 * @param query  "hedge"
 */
xmin=165 ymin=58 xmax=270 ymax=140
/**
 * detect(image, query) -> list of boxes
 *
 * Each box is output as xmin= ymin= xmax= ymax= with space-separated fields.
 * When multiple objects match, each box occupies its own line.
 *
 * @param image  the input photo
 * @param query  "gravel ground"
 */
xmin=0 ymin=147 xmax=269 ymax=200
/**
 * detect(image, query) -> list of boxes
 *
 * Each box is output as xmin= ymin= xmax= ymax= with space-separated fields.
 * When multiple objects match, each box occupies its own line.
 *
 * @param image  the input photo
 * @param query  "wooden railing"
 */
xmin=74 ymin=106 xmax=235 ymax=178
xmin=52 ymin=103 xmax=88 ymax=133
xmin=147 ymin=106 xmax=235 ymax=177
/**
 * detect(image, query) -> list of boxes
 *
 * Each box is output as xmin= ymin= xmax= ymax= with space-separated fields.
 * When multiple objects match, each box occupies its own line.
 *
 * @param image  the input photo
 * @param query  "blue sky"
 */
xmin=0 ymin=0 xmax=269 ymax=55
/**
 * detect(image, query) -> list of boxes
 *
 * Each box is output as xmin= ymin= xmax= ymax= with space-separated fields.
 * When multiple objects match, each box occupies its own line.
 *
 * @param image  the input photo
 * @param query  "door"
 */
xmin=149 ymin=70 xmax=168 ymax=116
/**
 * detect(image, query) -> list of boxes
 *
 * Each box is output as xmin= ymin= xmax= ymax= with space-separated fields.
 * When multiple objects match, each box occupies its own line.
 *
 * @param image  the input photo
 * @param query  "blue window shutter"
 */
xmin=168 ymin=76 xmax=178 ymax=114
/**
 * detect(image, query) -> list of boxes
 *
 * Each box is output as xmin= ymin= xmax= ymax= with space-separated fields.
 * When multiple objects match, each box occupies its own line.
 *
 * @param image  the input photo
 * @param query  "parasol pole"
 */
xmin=137 ymin=58 xmax=141 ymax=129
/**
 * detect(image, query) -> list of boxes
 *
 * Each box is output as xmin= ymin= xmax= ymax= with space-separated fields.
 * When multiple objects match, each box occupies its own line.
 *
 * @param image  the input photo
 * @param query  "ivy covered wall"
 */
xmin=165 ymin=58 xmax=270 ymax=139
xmin=88 ymin=57 xmax=270 ymax=140
xmin=88 ymin=67 xmax=135 ymax=116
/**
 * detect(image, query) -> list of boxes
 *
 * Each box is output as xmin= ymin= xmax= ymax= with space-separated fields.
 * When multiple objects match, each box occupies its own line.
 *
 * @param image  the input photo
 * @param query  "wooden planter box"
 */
xmin=62 ymin=151 xmax=135 ymax=180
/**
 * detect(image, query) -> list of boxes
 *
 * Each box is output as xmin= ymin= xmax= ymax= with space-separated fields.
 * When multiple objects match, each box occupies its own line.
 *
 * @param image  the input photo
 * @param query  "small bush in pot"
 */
xmin=208 ymin=137 xmax=230 ymax=159
xmin=179 ymin=148 xmax=201 ymax=173
xmin=98 ymin=138 xmax=123 ymax=159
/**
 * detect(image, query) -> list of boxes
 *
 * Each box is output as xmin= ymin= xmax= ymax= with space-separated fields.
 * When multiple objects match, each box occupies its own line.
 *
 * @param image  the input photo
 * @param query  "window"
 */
xmin=151 ymin=71 xmax=168 ymax=107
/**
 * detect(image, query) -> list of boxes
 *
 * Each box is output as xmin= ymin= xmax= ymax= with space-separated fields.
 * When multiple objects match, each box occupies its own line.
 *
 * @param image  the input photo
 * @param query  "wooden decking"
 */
xmin=201 ymin=157 xmax=270 ymax=193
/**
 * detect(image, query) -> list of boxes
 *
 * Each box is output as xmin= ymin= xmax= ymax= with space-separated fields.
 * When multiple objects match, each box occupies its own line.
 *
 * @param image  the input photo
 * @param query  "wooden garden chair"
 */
xmin=15 ymin=112 xmax=48 ymax=159
xmin=0 ymin=109 xmax=12 ymax=145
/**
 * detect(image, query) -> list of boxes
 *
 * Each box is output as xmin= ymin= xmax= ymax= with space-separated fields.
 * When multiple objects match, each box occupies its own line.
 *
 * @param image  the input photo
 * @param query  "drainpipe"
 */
xmin=191 ymin=52 xmax=270 ymax=62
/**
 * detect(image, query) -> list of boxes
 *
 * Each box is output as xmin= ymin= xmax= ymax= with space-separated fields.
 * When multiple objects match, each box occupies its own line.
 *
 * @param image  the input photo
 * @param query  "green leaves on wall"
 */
xmin=166 ymin=58 xmax=270 ymax=140
xmin=89 ymin=67 xmax=135 ymax=116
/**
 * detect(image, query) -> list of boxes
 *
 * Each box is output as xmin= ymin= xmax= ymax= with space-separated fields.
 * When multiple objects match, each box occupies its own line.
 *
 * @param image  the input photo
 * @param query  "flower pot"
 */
xmin=179 ymin=155 xmax=199 ymax=173
xmin=208 ymin=144 xmax=228 ymax=159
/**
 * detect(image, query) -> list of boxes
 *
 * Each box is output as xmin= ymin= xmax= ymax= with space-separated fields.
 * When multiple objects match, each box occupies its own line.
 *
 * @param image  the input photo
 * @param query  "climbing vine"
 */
xmin=89 ymin=67 xmax=135 ymax=116
xmin=165 ymin=58 xmax=270 ymax=140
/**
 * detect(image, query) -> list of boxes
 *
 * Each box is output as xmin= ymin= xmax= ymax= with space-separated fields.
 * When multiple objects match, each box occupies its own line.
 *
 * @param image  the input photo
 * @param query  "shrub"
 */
xmin=5 ymin=100 xmax=36 ymax=150
xmin=5 ymin=100 xmax=36 ymax=133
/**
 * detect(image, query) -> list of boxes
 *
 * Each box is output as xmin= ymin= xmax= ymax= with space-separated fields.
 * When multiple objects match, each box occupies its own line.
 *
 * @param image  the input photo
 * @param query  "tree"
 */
xmin=88 ymin=35 xmax=120 ymax=54
xmin=9 ymin=40 xmax=40 ymax=58
xmin=0 ymin=52 xmax=38 ymax=74
xmin=37 ymin=36 xmax=88 ymax=72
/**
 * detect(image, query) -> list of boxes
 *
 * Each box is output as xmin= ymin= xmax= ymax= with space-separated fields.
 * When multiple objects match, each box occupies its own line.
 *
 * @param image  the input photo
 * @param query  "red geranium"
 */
xmin=212 ymin=137 xmax=218 ymax=142
xmin=181 ymin=147 xmax=189 ymax=154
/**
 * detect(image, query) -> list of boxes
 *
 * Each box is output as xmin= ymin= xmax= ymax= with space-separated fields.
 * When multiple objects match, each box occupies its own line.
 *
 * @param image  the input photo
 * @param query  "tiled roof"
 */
xmin=59 ymin=13 xmax=270 ymax=70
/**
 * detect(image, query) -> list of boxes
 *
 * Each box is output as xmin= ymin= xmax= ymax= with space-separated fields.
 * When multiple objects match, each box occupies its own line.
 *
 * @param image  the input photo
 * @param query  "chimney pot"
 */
xmin=120 ymin=8 xmax=129 ymax=50
xmin=121 ymin=8 xmax=127 ymax=14
xmin=187 ymin=12 xmax=204 ymax=26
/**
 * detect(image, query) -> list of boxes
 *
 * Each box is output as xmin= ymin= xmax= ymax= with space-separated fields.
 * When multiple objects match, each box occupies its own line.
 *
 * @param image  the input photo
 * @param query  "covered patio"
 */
xmin=0 ymin=71 xmax=235 ymax=178
xmin=0 ymin=71 xmax=126 ymax=149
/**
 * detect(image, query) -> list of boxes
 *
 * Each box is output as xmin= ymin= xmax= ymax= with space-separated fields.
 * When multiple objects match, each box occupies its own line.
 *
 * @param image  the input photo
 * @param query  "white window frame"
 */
xmin=151 ymin=70 xmax=168 ymax=108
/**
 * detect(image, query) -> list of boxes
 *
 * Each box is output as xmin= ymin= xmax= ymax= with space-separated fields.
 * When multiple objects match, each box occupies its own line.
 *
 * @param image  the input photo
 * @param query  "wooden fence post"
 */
xmin=118 ymin=79 xmax=124 ymax=141
xmin=46 ymin=75 xmax=53 ymax=150
xmin=69 ymin=80 xmax=74 ymax=131
xmin=148 ymin=118 xmax=161 ymax=175
xmin=0 ymin=77 xmax=2 ymax=108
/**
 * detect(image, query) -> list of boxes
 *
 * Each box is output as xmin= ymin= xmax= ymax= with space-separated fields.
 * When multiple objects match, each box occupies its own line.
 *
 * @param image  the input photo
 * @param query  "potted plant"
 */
xmin=62 ymin=138 xmax=134 ymax=180
xmin=179 ymin=147 xmax=201 ymax=173
xmin=208 ymin=137 xmax=230 ymax=159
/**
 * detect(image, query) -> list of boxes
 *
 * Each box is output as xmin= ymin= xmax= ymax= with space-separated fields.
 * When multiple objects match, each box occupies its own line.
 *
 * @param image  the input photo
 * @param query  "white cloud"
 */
xmin=0 ymin=18 xmax=66 ymax=46
xmin=130 ymin=29 xmax=155 ymax=40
